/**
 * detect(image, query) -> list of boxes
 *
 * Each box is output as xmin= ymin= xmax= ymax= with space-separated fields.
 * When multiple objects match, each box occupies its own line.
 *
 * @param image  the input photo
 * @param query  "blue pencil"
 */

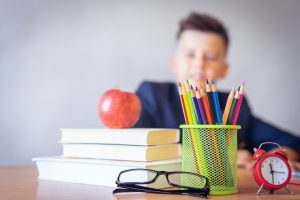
xmin=211 ymin=80 xmax=234 ymax=186
xmin=211 ymin=80 xmax=222 ymax=124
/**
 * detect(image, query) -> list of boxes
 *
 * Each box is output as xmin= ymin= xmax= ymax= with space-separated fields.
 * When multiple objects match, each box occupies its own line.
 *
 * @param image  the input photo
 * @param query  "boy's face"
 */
xmin=171 ymin=30 xmax=228 ymax=87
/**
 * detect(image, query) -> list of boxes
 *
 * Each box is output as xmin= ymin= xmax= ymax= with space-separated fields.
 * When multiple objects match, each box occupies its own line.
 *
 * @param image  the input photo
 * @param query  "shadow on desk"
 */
xmin=114 ymin=193 xmax=196 ymax=200
xmin=0 ymin=166 xmax=299 ymax=200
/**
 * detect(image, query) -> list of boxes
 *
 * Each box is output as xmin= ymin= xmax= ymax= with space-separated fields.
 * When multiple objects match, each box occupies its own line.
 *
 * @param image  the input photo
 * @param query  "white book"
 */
xmin=33 ymin=156 xmax=182 ymax=188
xmin=62 ymin=143 xmax=181 ymax=161
xmin=60 ymin=128 xmax=180 ymax=145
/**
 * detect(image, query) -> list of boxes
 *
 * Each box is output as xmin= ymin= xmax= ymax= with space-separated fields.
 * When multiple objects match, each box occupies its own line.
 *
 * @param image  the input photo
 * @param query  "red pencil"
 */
xmin=206 ymin=80 xmax=216 ymax=124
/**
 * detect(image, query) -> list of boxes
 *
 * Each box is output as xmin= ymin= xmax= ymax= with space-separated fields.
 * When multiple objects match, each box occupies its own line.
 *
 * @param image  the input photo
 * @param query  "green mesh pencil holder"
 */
xmin=180 ymin=124 xmax=241 ymax=195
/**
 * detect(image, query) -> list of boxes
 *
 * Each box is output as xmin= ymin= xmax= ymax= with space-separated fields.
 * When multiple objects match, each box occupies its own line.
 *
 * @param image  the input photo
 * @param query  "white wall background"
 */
xmin=1 ymin=0 xmax=300 ymax=166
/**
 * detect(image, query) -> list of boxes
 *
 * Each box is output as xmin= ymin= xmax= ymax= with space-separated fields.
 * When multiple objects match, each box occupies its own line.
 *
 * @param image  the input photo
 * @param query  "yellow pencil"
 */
xmin=181 ymin=82 xmax=193 ymax=125
xmin=222 ymin=86 xmax=235 ymax=125
xmin=185 ymin=80 xmax=197 ymax=125
xmin=182 ymin=81 xmax=205 ymax=175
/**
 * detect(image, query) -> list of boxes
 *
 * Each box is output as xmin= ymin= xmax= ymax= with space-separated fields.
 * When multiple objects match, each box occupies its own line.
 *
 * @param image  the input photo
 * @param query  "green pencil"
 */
xmin=227 ymin=89 xmax=239 ymax=125
xmin=185 ymin=80 xmax=198 ymax=125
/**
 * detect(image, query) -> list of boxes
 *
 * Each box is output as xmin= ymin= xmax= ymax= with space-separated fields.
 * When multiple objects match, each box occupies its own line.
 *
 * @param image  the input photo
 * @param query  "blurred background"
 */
xmin=1 ymin=0 xmax=300 ymax=166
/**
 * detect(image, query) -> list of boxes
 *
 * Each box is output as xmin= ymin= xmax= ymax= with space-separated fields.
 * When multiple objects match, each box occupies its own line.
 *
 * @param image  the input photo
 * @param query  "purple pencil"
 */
xmin=196 ymin=87 xmax=207 ymax=124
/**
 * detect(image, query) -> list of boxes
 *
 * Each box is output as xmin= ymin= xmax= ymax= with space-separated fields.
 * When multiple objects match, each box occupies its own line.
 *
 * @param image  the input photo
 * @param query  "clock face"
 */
xmin=260 ymin=156 xmax=289 ymax=185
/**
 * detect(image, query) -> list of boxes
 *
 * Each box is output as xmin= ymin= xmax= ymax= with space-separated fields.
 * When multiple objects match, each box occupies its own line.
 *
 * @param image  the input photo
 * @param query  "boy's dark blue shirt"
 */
xmin=134 ymin=81 xmax=300 ymax=153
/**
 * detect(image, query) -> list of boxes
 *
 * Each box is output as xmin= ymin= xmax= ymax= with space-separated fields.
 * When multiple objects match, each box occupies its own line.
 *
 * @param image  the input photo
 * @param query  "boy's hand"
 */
xmin=237 ymin=149 xmax=254 ymax=169
xmin=237 ymin=148 xmax=300 ymax=171
xmin=269 ymin=146 xmax=300 ymax=171
xmin=289 ymin=161 xmax=300 ymax=171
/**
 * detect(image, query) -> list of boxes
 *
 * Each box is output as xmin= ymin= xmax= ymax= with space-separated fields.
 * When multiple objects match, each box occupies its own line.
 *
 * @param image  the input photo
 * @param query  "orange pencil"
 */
xmin=178 ymin=82 xmax=188 ymax=124
xmin=200 ymin=84 xmax=222 ymax=182
xmin=199 ymin=84 xmax=213 ymax=124
xmin=222 ymin=86 xmax=235 ymax=125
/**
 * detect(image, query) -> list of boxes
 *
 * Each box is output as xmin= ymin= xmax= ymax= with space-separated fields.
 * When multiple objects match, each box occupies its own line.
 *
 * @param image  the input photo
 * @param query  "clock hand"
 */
xmin=273 ymin=171 xmax=285 ymax=174
xmin=269 ymin=163 xmax=274 ymax=184
xmin=270 ymin=163 xmax=285 ymax=174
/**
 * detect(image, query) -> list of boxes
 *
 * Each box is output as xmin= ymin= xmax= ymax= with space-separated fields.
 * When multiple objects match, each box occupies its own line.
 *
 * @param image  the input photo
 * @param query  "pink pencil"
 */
xmin=231 ymin=82 xmax=245 ymax=125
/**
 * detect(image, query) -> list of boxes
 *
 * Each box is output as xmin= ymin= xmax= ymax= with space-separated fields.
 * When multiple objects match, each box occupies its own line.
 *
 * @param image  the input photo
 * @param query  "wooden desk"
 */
xmin=0 ymin=167 xmax=299 ymax=200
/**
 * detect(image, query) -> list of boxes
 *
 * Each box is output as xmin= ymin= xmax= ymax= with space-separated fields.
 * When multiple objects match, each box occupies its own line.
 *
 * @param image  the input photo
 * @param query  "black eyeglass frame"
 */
xmin=113 ymin=183 xmax=209 ymax=198
xmin=116 ymin=168 xmax=208 ymax=190
xmin=113 ymin=168 xmax=210 ymax=198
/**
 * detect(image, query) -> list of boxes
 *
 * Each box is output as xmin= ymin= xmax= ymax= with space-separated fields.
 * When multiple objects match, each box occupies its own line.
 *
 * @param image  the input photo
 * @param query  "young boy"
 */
xmin=134 ymin=12 xmax=300 ymax=170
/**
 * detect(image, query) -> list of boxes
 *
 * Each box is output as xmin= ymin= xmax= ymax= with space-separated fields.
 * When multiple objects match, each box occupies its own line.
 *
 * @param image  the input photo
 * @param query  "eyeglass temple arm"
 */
xmin=114 ymin=184 xmax=208 ymax=197
xmin=117 ymin=183 xmax=166 ymax=192
xmin=113 ymin=187 xmax=209 ymax=195
xmin=113 ymin=188 xmax=137 ymax=194
xmin=122 ymin=183 xmax=209 ymax=193
xmin=113 ymin=188 xmax=208 ymax=198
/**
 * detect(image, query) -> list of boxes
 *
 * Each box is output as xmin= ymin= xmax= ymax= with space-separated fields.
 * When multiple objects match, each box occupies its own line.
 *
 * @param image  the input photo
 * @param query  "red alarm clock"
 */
xmin=253 ymin=142 xmax=293 ymax=195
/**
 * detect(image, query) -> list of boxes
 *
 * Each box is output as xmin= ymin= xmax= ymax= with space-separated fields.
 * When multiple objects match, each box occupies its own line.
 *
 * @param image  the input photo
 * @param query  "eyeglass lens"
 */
xmin=119 ymin=169 xmax=157 ymax=183
xmin=168 ymin=172 xmax=207 ymax=189
xmin=119 ymin=169 xmax=207 ymax=189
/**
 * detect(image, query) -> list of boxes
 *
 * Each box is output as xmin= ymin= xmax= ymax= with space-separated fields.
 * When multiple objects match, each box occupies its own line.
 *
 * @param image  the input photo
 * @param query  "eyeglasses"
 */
xmin=112 ymin=168 xmax=210 ymax=198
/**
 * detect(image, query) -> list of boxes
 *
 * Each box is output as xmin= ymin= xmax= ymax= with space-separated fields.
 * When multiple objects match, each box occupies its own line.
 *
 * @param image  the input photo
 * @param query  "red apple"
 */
xmin=98 ymin=88 xmax=142 ymax=128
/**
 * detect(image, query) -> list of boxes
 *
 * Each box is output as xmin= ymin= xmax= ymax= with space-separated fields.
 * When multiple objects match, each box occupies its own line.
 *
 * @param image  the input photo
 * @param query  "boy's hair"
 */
xmin=177 ymin=12 xmax=229 ymax=53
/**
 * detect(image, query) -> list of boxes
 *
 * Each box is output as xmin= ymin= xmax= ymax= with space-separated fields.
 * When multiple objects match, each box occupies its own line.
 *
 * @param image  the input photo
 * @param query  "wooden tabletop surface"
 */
xmin=0 ymin=166 xmax=299 ymax=200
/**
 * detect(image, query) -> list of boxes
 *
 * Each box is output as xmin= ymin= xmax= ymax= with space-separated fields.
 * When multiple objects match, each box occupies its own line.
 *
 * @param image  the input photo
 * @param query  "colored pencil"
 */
xmin=211 ymin=80 xmax=222 ymax=124
xmin=222 ymin=86 xmax=235 ymax=125
xmin=199 ymin=84 xmax=213 ymax=124
xmin=191 ymin=88 xmax=210 ymax=176
xmin=191 ymin=85 xmax=202 ymax=124
xmin=293 ymin=171 xmax=300 ymax=177
xmin=181 ymin=82 xmax=204 ymax=174
xmin=206 ymin=80 xmax=216 ymax=124
xmin=195 ymin=87 xmax=207 ymax=124
xmin=178 ymin=82 xmax=188 ymax=124
xmin=185 ymin=80 xmax=198 ymax=125
xmin=227 ymin=89 xmax=239 ymax=125
xmin=211 ymin=80 xmax=234 ymax=186
xmin=198 ymin=85 xmax=222 ymax=182
xmin=198 ymin=85 xmax=220 ymax=162
xmin=186 ymin=82 xmax=206 ymax=174
xmin=204 ymin=81 xmax=222 ymax=178
xmin=231 ymin=82 xmax=245 ymax=125
xmin=181 ymin=82 xmax=193 ymax=125
xmin=199 ymin=84 xmax=221 ymax=169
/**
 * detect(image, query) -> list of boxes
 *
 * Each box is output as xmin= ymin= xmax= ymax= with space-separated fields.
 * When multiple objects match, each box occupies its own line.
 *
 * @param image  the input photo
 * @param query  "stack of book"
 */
xmin=33 ymin=128 xmax=181 ymax=188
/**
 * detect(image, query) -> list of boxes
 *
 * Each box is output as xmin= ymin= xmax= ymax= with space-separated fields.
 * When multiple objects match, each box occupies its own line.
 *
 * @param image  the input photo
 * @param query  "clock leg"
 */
xmin=269 ymin=190 xmax=274 ymax=194
xmin=256 ymin=184 xmax=264 ymax=195
xmin=284 ymin=186 xmax=294 ymax=195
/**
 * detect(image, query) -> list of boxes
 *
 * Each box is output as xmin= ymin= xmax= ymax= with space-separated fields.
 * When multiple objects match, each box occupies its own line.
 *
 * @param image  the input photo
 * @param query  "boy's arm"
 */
xmin=269 ymin=146 xmax=300 ymax=163
xmin=237 ymin=96 xmax=300 ymax=169
xmin=237 ymin=148 xmax=300 ymax=170
xmin=246 ymin=116 xmax=300 ymax=162
xmin=282 ymin=147 xmax=300 ymax=161
xmin=134 ymin=81 xmax=157 ymax=128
